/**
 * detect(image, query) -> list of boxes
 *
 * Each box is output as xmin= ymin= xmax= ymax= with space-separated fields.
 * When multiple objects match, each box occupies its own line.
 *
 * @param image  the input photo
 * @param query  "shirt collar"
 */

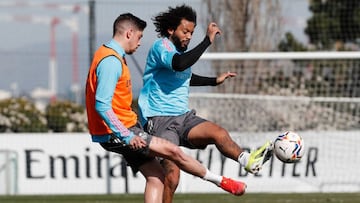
xmin=163 ymin=37 xmax=183 ymax=54
xmin=105 ymin=39 xmax=126 ymax=58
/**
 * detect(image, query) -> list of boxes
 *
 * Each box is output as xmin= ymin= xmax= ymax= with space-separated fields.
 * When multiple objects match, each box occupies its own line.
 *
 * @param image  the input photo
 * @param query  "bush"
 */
xmin=0 ymin=97 xmax=48 ymax=132
xmin=45 ymin=100 xmax=87 ymax=132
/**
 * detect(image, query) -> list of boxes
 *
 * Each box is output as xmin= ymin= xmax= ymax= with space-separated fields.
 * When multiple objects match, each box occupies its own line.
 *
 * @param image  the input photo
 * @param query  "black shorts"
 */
xmin=100 ymin=122 xmax=154 ymax=173
xmin=145 ymin=109 xmax=206 ymax=149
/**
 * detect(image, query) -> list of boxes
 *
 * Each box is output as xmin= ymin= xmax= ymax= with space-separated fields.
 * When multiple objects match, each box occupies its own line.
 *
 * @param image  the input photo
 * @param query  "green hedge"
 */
xmin=0 ymin=98 xmax=87 ymax=133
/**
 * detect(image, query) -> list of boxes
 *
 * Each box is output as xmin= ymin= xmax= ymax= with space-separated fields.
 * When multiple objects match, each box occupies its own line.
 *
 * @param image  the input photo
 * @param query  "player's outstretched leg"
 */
xmin=245 ymin=141 xmax=274 ymax=174
xmin=219 ymin=177 xmax=246 ymax=196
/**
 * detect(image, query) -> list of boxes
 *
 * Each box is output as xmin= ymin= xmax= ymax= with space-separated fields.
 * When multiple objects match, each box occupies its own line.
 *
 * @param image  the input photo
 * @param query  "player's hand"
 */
xmin=216 ymin=71 xmax=237 ymax=85
xmin=207 ymin=22 xmax=221 ymax=43
xmin=128 ymin=135 xmax=147 ymax=150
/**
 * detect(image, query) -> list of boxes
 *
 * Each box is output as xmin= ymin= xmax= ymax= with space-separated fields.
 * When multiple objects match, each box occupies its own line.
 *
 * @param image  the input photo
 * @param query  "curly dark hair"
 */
xmin=152 ymin=4 xmax=197 ymax=38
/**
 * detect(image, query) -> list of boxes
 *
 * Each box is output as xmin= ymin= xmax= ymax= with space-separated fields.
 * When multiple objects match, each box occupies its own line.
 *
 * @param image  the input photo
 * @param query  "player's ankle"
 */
xmin=238 ymin=151 xmax=249 ymax=167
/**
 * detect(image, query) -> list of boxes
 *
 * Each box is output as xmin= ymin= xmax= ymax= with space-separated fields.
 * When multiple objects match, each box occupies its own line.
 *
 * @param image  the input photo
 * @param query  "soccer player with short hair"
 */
xmin=86 ymin=12 xmax=246 ymax=203
xmin=138 ymin=4 xmax=273 ymax=203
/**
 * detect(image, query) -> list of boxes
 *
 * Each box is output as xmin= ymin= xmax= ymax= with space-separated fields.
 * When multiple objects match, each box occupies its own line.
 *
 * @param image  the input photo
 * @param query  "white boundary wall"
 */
xmin=0 ymin=131 xmax=359 ymax=195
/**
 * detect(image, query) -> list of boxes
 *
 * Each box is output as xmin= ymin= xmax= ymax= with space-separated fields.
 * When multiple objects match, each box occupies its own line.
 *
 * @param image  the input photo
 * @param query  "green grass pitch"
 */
xmin=0 ymin=193 xmax=359 ymax=203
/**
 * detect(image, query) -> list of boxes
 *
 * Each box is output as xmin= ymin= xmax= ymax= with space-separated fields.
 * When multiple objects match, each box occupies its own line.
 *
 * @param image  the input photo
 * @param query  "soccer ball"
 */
xmin=274 ymin=131 xmax=304 ymax=163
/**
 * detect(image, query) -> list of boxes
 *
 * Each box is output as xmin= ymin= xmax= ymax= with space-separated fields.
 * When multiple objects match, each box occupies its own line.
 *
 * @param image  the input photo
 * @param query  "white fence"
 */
xmin=0 ymin=150 xmax=18 ymax=195
xmin=0 ymin=131 xmax=359 ymax=195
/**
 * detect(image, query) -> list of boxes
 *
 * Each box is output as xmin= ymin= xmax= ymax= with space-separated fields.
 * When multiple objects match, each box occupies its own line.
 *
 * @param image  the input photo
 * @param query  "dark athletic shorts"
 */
xmin=145 ymin=109 xmax=207 ymax=149
xmin=100 ymin=122 xmax=154 ymax=173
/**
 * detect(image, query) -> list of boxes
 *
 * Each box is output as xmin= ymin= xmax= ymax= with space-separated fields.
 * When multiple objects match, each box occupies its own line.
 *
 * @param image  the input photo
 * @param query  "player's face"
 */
xmin=169 ymin=19 xmax=195 ymax=52
xmin=127 ymin=30 xmax=143 ymax=55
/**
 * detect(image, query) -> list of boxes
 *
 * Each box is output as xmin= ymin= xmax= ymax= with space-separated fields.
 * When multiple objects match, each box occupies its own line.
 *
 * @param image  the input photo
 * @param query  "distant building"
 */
xmin=0 ymin=89 xmax=11 ymax=100
xmin=30 ymin=87 xmax=55 ymax=111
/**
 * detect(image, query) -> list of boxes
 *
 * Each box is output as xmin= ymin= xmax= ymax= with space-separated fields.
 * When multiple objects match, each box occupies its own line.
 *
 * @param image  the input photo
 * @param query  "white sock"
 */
xmin=202 ymin=169 xmax=223 ymax=186
xmin=238 ymin=152 xmax=250 ymax=167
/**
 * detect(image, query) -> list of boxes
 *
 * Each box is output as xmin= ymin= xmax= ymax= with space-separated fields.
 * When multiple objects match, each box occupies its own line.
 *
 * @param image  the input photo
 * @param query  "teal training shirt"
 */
xmin=138 ymin=38 xmax=192 ymax=125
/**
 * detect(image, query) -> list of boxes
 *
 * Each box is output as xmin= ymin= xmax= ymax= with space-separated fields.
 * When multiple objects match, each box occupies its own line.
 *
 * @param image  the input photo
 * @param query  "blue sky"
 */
xmin=0 ymin=0 xmax=310 ymax=99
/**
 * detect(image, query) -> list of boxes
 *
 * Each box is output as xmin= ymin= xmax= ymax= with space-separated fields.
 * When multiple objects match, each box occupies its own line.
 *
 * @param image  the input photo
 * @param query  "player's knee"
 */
xmin=146 ymin=175 xmax=165 ymax=190
xmin=214 ymin=125 xmax=228 ymax=135
xmin=162 ymin=160 xmax=180 ymax=192
xmin=204 ymin=126 xmax=228 ymax=143
xmin=167 ymin=146 xmax=186 ymax=161
xmin=162 ymin=160 xmax=180 ymax=180
xmin=165 ymin=170 xmax=180 ymax=190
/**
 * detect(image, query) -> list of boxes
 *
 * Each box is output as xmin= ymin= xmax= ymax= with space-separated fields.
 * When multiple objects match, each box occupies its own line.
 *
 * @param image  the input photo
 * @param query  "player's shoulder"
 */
xmin=102 ymin=55 xmax=122 ymax=65
xmin=98 ymin=56 xmax=122 ymax=74
xmin=153 ymin=38 xmax=174 ymax=52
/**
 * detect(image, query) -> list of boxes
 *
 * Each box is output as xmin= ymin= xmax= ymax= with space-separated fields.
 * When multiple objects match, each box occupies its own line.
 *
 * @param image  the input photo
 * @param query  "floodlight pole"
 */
xmin=0 ymin=1 xmax=88 ymax=103
xmin=49 ymin=17 xmax=60 ymax=101
xmin=88 ymin=0 xmax=96 ymax=67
